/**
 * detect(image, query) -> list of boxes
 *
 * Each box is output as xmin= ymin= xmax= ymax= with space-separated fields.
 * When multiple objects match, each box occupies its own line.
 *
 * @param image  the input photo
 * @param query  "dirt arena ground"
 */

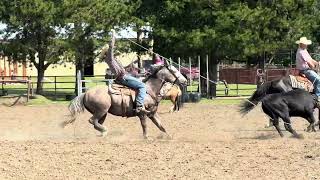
xmin=1 ymin=102 xmax=320 ymax=179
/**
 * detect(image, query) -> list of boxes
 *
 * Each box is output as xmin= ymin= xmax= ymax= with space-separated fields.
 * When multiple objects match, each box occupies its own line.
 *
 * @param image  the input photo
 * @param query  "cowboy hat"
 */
xmin=295 ymin=37 xmax=312 ymax=45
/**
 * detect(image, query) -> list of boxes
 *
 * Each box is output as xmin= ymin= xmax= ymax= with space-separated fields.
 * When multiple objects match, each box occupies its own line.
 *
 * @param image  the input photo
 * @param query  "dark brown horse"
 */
xmin=61 ymin=65 xmax=187 ymax=139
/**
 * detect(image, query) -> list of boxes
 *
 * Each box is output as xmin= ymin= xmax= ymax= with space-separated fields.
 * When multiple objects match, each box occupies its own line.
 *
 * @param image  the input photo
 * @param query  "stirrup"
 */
xmin=135 ymin=106 xmax=150 ymax=114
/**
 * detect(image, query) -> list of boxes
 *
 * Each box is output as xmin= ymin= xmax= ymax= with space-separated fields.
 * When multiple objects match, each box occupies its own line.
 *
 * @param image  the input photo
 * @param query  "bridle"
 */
xmin=144 ymin=65 xmax=181 ymax=104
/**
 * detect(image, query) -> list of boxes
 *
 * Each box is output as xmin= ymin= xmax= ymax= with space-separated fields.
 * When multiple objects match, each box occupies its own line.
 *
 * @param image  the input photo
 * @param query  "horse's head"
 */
xmin=148 ymin=64 xmax=187 ymax=86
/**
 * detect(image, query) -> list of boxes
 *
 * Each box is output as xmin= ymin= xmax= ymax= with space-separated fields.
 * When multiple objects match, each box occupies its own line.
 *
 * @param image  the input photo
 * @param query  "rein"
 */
xmin=144 ymin=65 xmax=180 ymax=105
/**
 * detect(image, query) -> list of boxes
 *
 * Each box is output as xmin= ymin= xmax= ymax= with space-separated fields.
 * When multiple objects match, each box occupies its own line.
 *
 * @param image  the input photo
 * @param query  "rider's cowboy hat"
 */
xmin=295 ymin=37 xmax=312 ymax=45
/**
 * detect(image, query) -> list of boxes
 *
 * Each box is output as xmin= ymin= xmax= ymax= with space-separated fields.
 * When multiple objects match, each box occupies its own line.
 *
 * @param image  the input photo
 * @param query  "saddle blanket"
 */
xmin=289 ymin=75 xmax=313 ymax=92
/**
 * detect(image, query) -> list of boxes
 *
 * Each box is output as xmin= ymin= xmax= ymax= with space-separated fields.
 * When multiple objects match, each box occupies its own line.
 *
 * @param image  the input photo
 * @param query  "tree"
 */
xmin=141 ymin=0 xmax=320 ymax=96
xmin=0 ymin=0 xmax=64 ymax=94
xmin=131 ymin=0 xmax=164 ymax=71
xmin=61 ymin=0 xmax=136 ymax=92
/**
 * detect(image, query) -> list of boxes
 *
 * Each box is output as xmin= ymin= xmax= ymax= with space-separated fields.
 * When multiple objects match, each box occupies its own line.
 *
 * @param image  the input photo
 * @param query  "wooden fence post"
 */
xmin=206 ymin=55 xmax=209 ymax=98
xmin=54 ymin=76 xmax=57 ymax=100
xmin=77 ymin=70 xmax=82 ymax=96
xmin=189 ymin=57 xmax=192 ymax=92
xmin=198 ymin=56 xmax=201 ymax=94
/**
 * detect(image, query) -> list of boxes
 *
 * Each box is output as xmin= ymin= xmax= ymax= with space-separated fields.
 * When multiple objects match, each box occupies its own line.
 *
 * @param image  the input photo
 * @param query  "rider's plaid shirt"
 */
xmin=105 ymin=36 xmax=126 ymax=78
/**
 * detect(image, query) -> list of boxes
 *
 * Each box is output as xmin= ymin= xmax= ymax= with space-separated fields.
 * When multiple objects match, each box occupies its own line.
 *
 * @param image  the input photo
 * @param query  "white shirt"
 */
xmin=296 ymin=48 xmax=312 ymax=70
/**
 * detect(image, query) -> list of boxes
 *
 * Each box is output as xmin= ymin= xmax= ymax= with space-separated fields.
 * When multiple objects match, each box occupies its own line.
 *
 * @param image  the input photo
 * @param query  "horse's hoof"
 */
xmin=294 ymin=134 xmax=304 ymax=139
xmin=265 ymin=124 xmax=272 ymax=128
xmin=98 ymin=131 xmax=107 ymax=137
xmin=143 ymin=136 xmax=153 ymax=141
xmin=156 ymin=133 xmax=173 ymax=140
xmin=166 ymin=134 xmax=173 ymax=140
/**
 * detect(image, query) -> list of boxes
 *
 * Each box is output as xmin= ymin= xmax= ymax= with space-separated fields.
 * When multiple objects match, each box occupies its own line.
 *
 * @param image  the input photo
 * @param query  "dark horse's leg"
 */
xmin=318 ymin=107 xmax=320 ymax=130
xmin=139 ymin=115 xmax=148 ymax=139
xmin=262 ymin=103 xmax=283 ymax=137
xmin=282 ymin=116 xmax=301 ymax=138
xmin=271 ymin=117 xmax=283 ymax=137
xmin=305 ymin=113 xmax=316 ymax=132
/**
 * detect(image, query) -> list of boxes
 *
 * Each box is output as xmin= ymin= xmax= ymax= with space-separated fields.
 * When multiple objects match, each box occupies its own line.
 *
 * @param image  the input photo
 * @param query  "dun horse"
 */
xmin=160 ymin=82 xmax=183 ymax=112
xmin=61 ymin=65 xmax=187 ymax=139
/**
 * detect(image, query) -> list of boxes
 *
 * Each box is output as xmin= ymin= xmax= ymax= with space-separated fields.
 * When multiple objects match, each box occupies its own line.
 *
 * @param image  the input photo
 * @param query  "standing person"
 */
xmin=100 ymin=30 xmax=148 ymax=114
xmin=295 ymin=36 xmax=320 ymax=100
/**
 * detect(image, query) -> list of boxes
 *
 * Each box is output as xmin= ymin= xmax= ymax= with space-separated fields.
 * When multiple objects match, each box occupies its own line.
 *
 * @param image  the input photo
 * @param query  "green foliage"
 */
xmin=0 ymin=0 xmax=320 ymax=89
xmin=148 ymin=0 xmax=320 ymax=63
xmin=61 ymin=0 xmax=136 ymax=72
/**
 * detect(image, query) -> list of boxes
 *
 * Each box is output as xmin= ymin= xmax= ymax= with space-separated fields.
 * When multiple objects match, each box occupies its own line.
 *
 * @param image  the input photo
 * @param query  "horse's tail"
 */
xmin=60 ymin=93 xmax=85 ymax=128
xmin=239 ymin=81 xmax=271 ymax=115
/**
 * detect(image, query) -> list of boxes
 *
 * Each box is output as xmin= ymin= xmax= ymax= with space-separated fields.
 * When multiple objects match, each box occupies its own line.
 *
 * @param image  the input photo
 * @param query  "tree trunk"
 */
xmin=208 ymin=55 xmax=219 ymax=98
xmin=74 ymin=54 xmax=85 ymax=95
xmin=36 ymin=67 xmax=45 ymax=94
xmin=35 ymin=52 xmax=46 ymax=94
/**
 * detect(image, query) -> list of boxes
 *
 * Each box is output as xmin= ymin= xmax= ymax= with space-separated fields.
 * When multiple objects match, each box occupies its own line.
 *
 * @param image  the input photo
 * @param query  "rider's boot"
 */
xmin=135 ymin=104 xmax=150 ymax=114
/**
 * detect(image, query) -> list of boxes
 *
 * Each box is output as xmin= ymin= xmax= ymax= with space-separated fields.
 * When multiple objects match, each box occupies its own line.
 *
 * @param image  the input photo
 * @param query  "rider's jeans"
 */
xmin=302 ymin=69 xmax=320 ymax=97
xmin=119 ymin=74 xmax=146 ymax=107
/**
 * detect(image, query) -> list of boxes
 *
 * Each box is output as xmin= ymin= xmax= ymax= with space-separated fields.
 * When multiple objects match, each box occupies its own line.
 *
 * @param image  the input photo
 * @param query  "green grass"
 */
xmin=187 ymin=83 xmax=256 ymax=96
xmin=199 ymin=98 xmax=244 ymax=105
xmin=22 ymin=96 xmax=244 ymax=106
xmin=26 ymin=95 xmax=69 ymax=106
xmin=1 ymin=76 xmax=255 ymax=105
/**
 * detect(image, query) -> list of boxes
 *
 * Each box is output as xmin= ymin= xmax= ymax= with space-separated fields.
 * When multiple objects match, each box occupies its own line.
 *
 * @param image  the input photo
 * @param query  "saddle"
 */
xmin=289 ymin=75 xmax=313 ymax=92
xmin=108 ymin=83 xmax=137 ymax=98
xmin=108 ymin=83 xmax=137 ymax=116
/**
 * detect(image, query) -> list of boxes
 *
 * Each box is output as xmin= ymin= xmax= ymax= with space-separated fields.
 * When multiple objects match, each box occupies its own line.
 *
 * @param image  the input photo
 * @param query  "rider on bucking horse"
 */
xmin=99 ymin=30 xmax=149 ymax=114
xmin=296 ymin=37 xmax=320 ymax=101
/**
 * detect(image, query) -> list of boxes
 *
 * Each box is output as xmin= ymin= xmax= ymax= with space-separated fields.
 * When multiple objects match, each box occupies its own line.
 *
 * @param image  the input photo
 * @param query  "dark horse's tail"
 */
xmin=240 ymin=81 xmax=271 ymax=115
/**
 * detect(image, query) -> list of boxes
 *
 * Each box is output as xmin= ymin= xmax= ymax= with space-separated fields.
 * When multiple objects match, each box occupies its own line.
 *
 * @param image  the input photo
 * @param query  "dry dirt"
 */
xmin=1 ymin=103 xmax=320 ymax=179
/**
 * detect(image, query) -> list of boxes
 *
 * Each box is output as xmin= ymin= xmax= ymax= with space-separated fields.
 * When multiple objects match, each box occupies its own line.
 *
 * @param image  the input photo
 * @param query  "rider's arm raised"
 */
xmin=104 ymin=30 xmax=126 ymax=78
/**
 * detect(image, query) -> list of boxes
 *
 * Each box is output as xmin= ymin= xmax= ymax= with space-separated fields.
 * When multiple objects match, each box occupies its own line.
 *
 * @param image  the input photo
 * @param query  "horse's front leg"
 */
xmin=283 ymin=117 xmax=302 ymax=139
xmin=306 ymin=115 xmax=316 ymax=132
xmin=317 ymin=107 xmax=320 ymax=131
xmin=148 ymin=113 xmax=171 ymax=139
xmin=139 ymin=115 xmax=148 ymax=139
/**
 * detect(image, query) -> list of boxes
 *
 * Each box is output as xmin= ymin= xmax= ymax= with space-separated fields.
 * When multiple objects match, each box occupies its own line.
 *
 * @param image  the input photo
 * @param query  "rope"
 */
xmin=119 ymin=30 xmax=219 ymax=85
xmin=244 ymin=98 xmax=257 ymax=107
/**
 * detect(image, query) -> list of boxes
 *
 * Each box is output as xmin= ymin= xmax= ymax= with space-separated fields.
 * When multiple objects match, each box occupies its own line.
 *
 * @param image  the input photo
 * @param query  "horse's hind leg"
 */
xmin=306 ymin=113 xmax=316 ymax=132
xmin=92 ymin=113 xmax=108 ymax=136
xmin=262 ymin=104 xmax=283 ymax=136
